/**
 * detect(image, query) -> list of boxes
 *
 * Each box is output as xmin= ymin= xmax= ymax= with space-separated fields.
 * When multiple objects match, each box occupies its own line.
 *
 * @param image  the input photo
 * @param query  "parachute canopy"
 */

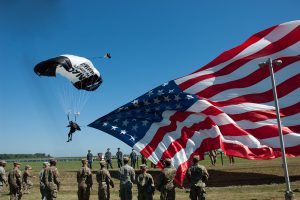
xmin=34 ymin=55 xmax=102 ymax=91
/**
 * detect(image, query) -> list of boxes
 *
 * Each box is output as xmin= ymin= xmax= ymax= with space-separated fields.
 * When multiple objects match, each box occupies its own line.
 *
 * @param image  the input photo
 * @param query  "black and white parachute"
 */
xmin=34 ymin=55 xmax=102 ymax=91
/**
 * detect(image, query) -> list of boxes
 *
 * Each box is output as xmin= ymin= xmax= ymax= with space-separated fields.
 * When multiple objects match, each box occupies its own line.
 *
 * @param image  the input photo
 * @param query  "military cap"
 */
xmin=99 ymin=160 xmax=106 ymax=166
xmin=140 ymin=164 xmax=147 ymax=169
xmin=43 ymin=162 xmax=50 ymax=166
xmin=0 ymin=160 xmax=6 ymax=164
xmin=193 ymin=155 xmax=200 ymax=162
xmin=81 ymin=158 xmax=87 ymax=163
xmin=117 ymin=147 xmax=120 ymax=149
xmin=123 ymin=157 xmax=129 ymax=162
xmin=164 ymin=158 xmax=172 ymax=164
xmin=14 ymin=161 xmax=21 ymax=166
xmin=25 ymin=165 xmax=32 ymax=170
xmin=107 ymin=148 xmax=110 ymax=150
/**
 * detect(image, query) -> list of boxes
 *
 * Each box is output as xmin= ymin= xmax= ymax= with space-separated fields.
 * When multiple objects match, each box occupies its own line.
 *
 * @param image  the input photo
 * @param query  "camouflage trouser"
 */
xmin=120 ymin=182 xmax=132 ymax=200
xmin=0 ymin=183 xmax=4 ymax=192
xmin=190 ymin=185 xmax=205 ymax=200
xmin=23 ymin=181 xmax=33 ymax=194
xmin=78 ymin=185 xmax=91 ymax=200
xmin=138 ymin=190 xmax=153 ymax=200
xmin=45 ymin=183 xmax=58 ymax=200
xmin=40 ymin=186 xmax=46 ymax=200
xmin=160 ymin=188 xmax=175 ymax=200
xmin=98 ymin=184 xmax=110 ymax=200
xmin=117 ymin=159 xmax=123 ymax=168
xmin=9 ymin=187 xmax=22 ymax=200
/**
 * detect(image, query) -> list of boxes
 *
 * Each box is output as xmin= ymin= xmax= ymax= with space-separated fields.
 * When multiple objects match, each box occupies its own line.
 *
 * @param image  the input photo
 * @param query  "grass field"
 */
xmin=1 ymin=156 xmax=299 ymax=200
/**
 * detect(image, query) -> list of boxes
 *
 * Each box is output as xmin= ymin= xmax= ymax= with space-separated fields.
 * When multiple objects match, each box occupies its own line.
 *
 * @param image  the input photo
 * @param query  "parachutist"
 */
xmin=67 ymin=121 xmax=81 ymax=142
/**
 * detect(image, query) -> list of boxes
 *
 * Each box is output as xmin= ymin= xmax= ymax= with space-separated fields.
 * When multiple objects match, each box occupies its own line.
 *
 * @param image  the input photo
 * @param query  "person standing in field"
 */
xmin=104 ymin=148 xmax=113 ymax=169
xmin=77 ymin=159 xmax=93 ymax=200
xmin=96 ymin=160 xmax=114 ymax=200
xmin=22 ymin=165 xmax=35 ymax=194
xmin=119 ymin=157 xmax=135 ymax=200
xmin=116 ymin=148 xmax=123 ymax=168
xmin=137 ymin=164 xmax=155 ymax=200
xmin=8 ymin=162 xmax=23 ymax=200
xmin=0 ymin=160 xmax=8 ymax=193
xmin=129 ymin=149 xmax=137 ymax=169
xmin=141 ymin=155 xmax=147 ymax=166
xmin=186 ymin=155 xmax=209 ymax=200
xmin=157 ymin=158 xmax=176 ymax=200
xmin=42 ymin=159 xmax=61 ymax=200
xmin=39 ymin=162 xmax=49 ymax=200
xmin=87 ymin=150 xmax=93 ymax=169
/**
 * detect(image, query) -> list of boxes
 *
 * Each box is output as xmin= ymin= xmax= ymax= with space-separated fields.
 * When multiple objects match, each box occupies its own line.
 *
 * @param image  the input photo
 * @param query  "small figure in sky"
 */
xmin=67 ymin=121 xmax=81 ymax=142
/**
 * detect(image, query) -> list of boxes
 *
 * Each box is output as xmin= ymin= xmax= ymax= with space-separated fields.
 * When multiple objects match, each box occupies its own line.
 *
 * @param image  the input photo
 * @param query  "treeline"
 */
xmin=0 ymin=153 xmax=51 ymax=160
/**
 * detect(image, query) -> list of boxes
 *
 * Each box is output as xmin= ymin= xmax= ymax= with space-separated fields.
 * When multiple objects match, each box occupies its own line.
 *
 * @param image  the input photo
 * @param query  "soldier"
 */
xmin=42 ymin=159 xmax=61 ymax=200
xmin=141 ymin=155 xmax=147 ymax=165
xmin=186 ymin=155 xmax=209 ymax=200
xmin=8 ymin=162 xmax=23 ymax=200
xmin=119 ymin=157 xmax=135 ymax=200
xmin=87 ymin=150 xmax=93 ymax=169
xmin=137 ymin=164 xmax=155 ymax=200
xmin=157 ymin=158 xmax=176 ymax=200
xmin=104 ymin=148 xmax=113 ymax=169
xmin=22 ymin=165 xmax=35 ymax=194
xmin=129 ymin=149 xmax=137 ymax=169
xmin=39 ymin=162 xmax=49 ymax=200
xmin=0 ymin=160 xmax=8 ymax=193
xmin=77 ymin=159 xmax=93 ymax=200
xmin=96 ymin=160 xmax=114 ymax=200
xmin=116 ymin=148 xmax=123 ymax=168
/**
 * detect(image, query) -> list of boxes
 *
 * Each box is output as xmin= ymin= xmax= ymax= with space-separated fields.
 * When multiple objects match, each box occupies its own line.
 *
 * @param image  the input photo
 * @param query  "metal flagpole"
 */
xmin=259 ymin=58 xmax=294 ymax=200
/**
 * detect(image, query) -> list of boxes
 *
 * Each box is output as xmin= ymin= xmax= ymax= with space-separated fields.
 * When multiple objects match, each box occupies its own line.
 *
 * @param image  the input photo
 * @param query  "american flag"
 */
xmin=89 ymin=20 xmax=300 ymax=185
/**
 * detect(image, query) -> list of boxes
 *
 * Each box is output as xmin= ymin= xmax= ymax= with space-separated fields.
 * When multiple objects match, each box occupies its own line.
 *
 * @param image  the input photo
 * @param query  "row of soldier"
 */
xmin=0 ymin=155 xmax=208 ymax=200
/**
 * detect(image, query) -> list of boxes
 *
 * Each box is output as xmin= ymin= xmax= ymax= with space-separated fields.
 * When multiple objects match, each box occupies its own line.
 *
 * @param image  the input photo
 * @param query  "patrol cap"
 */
xmin=123 ymin=157 xmax=129 ymax=162
xmin=0 ymin=160 xmax=6 ymax=164
xmin=81 ymin=158 xmax=87 ymax=163
xmin=43 ymin=162 xmax=50 ymax=166
xmin=164 ymin=158 xmax=172 ymax=164
xmin=25 ymin=165 xmax=32 ymax=170
xmin=193 ymin=155 xmax=200 ymax=162
xmin=99 ymin=160 xmax=106 ymax=166
xmin=140 ymin=164 xmax=147 ymax=169
xmin=14 ymin=161 xmax=21 ymax=166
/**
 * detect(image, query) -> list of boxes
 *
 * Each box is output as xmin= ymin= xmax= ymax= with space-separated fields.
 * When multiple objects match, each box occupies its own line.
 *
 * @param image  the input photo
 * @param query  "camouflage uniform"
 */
xmin=8 ymin=162 xmax=23 ymax=200
xmin=186 ymin=156 xmax=209 ymax=200
xmin=0 ymin=160 xmax=7 ymax=192
xmin=77 ymin=164 xmax=93 ymax=200
xmin=104 ymin=149 xmax=113 ymax=169
xmin=39 ymin=162 xmax=49 ymax=200
xmin=119 ymin=157 xmax=135 ymax=200
xmin=96 ymin=161 xmax=114 ymax=200
xmin=116 ymin=148 xmax=123 ymax=168
xmin=42 ymin=160 xmax=60 ymax=200
xmin=22 ymin=165 xmax=33 ymax=194
xmin=129 ymin=150 xmax=137 ymax=168
xmin=157 ymin=159 xmax=176 ymax=200
xmin=137 ymin=165 xmax=155 ymax=200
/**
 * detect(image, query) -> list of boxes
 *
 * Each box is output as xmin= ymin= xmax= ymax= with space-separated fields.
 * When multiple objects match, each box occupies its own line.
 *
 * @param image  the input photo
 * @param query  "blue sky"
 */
xmin=0 ymin=0 xmax=299 ymax=157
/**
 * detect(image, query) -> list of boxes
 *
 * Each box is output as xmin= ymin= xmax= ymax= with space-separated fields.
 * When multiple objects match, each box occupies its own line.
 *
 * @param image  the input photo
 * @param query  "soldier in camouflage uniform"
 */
xmin=0 ymin=160 xmax=8 ymax=193
xmin=8 ymin=162 xmax=23 ymax=200
xmin=186 ymin=155 xmax=209 ymax=200
xmin=104 ymin=148 xmax=113 ymax=169
xmin=116 ymin=148 xmax=123 ymax=168
xmin=137 ymin=164 xmax=155 ymax=200
xmin=129 ymin=149 xmax=137 ymax=169
xmin=42 ymin=159 xmax=61 ymax=200
xmin=157 ymin=158 xmax=176 ymax=200
xmin=39 ymin=162 xmax=49 ymax=200
xmin=96 ymin=160 xmax=114 ymax=200
xmin=77 ymin=159 xmax=93 ymax=200
xmin=22 ymin=165 xmax=35 ymax=194
xmin=119 ymin=157 xmax=135 ymax=200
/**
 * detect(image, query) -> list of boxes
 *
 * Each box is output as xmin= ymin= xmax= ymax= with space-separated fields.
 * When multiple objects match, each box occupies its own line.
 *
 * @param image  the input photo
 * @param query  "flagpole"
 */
xmin=260 ymin=58 xmax=294 ymax=200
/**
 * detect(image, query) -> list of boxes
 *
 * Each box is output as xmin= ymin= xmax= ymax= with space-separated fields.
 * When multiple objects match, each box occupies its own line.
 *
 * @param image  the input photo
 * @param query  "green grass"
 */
xmin=1 ymin=157 xmax=300 ymax=199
